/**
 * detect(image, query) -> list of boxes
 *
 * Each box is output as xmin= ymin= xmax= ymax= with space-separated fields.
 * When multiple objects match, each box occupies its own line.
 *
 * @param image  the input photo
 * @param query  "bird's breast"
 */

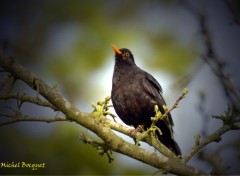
xmin=112 ymin=74 xmax=157 ymax=126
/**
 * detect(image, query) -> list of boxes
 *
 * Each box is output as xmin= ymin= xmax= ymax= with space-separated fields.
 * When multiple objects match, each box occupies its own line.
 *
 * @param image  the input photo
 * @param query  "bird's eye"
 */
xmin=125 ymin=51 xmax=130 ymax=57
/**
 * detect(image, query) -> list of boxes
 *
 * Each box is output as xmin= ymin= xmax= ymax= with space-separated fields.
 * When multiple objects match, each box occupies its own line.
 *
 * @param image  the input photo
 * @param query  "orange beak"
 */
xmin=111 ymin=44 xmax=122 ymax=55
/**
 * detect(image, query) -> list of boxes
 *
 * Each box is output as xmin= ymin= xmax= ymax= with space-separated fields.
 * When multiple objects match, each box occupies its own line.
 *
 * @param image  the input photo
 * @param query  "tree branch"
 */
xmin=183 ymin=107 xmax=240 ymax=163
xmin=0 ymin=51 xmax=207 ymax=175
xmin=183 ymin=125 xmax=231 ymax=163
xmin=0 ymin=113 xmax=67 ymax=126
xmin=182 ymin=0 xmax=240 ymax=111
xmin=0 ymin=93 xmax=57 ymax=111
xmin=180 ymin=0 xmax=240 ymax=170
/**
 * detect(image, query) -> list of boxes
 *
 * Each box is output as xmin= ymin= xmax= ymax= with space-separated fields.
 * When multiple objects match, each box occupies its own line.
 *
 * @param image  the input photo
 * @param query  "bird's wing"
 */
xmin=141 ymin=72 xmax=174 ymax=126
xmin=141 ymin=71 xmax=163 ymax=100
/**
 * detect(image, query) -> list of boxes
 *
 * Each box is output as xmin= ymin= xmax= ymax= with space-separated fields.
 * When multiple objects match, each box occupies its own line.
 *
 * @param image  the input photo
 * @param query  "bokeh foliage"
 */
xmin=0 ymin=0 xmax=196 ymax=102
xmin=0 ymin=0 xmax=197 ymax=175
xmin=0 ymin=123 xmax=150 ymax=175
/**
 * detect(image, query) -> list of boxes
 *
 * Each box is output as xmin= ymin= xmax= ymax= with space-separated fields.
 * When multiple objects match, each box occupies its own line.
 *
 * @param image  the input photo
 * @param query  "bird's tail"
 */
xmin=157 ymin=133 xmax=181 ymax=157
xmin=165 ymin=138 xmax=181 ymax=157
xmin=155 ymin=122 xmax=181 ymax=157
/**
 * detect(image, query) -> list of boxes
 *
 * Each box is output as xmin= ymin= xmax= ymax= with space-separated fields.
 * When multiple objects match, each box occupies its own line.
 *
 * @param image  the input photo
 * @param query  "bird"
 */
xmin=111 ymin=44 xmax=181 ymax=156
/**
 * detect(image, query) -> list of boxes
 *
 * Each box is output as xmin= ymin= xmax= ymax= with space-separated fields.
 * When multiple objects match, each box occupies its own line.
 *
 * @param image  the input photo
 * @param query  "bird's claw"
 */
xmin=129 ymin=125 xmax=145 ymax=145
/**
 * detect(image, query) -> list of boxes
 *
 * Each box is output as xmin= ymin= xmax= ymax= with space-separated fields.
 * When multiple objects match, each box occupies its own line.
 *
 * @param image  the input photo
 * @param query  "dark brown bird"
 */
xmin=111 ymin=44 xmax=181 ymax=156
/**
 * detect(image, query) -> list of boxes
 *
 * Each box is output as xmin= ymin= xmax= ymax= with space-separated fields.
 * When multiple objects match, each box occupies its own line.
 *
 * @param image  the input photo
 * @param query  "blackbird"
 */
xmin=111 ymin=44 xmax=181 ymax=156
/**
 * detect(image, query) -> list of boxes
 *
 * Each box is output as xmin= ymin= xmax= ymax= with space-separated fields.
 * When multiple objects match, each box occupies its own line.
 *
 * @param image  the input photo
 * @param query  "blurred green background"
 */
xmin=0 ymin=0 xmax=240 ymax=175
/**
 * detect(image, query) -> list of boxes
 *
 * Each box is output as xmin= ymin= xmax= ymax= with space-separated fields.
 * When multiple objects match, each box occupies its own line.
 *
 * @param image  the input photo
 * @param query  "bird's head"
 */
xmin=111 ymin=44 xmax=135 ymax=65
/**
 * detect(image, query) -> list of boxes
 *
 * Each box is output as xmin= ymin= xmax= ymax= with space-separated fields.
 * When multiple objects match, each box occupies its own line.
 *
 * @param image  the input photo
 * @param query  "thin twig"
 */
xmin=0 ymin=93 xmax=57 ymax=111
xmin=224 ymin=0 xmax=240 ymax=26
xmin=182 ymin=0 xmax=240 ymax=111
xmin=183 ymin=124 xmax=240 ymax=163
xmin=0 ymin=113 xmax=67 ymax=126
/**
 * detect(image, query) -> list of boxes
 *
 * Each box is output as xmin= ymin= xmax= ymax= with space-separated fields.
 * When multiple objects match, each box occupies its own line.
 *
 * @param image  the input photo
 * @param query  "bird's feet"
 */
xmin=129 ymin=125 xmax=145 ymax=145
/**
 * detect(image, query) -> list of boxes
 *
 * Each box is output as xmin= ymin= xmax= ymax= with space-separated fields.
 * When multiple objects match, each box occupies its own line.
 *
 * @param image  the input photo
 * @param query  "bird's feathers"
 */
xmin=111 ymin=47 xmax=181 ymax=156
